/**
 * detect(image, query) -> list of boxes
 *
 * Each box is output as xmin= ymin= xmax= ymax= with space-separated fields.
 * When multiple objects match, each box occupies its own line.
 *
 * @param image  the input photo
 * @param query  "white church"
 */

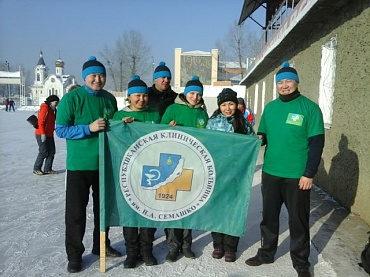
xmin=31 ymin=51 xmax=77 ymax=105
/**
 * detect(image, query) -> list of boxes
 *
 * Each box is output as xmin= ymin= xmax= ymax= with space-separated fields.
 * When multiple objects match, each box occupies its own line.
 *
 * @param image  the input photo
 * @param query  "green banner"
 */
xmin=100 ymin=121 xmax=260 ymax=237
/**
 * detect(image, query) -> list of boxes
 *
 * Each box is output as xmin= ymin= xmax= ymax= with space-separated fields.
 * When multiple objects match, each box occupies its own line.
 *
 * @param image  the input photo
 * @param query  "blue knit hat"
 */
xmin=127 ymin=75 xmax=148 ymax=95
xmin=153 ymin=61 xmax=172 ymax=79
xmin=184 ymin=76 xmax=203 ymax=95
xmin=276 ymin=61 xmax=299 ymax=83
xmin=82 ymin=56 xmax=106 ymax=80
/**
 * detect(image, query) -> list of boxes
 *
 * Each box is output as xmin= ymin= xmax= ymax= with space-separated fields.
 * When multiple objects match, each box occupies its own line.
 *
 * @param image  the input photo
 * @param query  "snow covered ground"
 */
xmin=0 ymin=108 xmax=368 ymax=276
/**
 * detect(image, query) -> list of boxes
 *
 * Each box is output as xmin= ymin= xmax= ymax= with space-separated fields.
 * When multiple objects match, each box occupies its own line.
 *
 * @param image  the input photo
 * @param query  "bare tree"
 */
xmin=219 ymin=20 xmax=260 ymax=79
xmin=215 ymin=40 xmax=227 ymax=62
xmin=100 ymin=45 xmax=119 ymax=91
xmin=100 ymin=30 xmax=152 ymax=91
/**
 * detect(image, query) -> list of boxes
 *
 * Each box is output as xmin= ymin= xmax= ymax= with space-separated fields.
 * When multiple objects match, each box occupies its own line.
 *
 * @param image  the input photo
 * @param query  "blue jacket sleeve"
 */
xmin=55 ymin=124 xmax=91 ymax=139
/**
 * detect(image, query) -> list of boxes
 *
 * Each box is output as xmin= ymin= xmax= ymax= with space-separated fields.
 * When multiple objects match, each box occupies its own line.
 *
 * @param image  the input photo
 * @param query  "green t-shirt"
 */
xmin=113 ymin=108 xmax=160 ymax=123
xmin=56 ymin=87 xmax=118 ymax=170
xmin=160 ymin=103 xmax=208 ymax=128
xmin=258 ymin=95 xmax=324 ymax=178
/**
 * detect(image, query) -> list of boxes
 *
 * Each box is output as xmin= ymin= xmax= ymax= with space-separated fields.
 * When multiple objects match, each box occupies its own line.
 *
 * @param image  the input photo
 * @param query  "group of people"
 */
xmin=4 ymin=98 xmax=15 ymax=112
xmin=37 ymin=55 xmax=324 ymax=277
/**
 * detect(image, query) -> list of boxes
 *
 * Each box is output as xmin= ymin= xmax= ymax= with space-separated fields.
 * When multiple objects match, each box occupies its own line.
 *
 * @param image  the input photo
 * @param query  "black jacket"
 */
xmin=147 ymin=85 xmax=177 ymax=118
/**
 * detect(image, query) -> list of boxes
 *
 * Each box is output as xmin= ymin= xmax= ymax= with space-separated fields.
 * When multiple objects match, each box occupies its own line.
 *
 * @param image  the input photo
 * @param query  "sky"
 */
xmin=0 ymin=0 xmax=263 ymax=85
xmin=0 ymin=108 xmax=369 ymax=276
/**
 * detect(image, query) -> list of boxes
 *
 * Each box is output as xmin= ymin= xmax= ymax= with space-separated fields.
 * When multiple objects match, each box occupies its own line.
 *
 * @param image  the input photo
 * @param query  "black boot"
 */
xmin=124 ymin=255 xmax=139 ymax=268
xmin=92 ymin=245 xmax=121 ymax=257
xmin=166 ymin=228 xmax=182 ymax=262
xmin=92 ymin=227 xmax=121 ymax=257
xmin=182 ymin=248 xmax=195 ymax=259
xmin=139 ymin=227 xmax=157 ymax=266
xmin=106 ymin=245 xmax=122 ymax=257
xmin=182 ymin=229 xmax=195 ymax=258
xmin=141 ymin=251 xmax=157 ymax=266
xmin=165 ymin=250 xmax=179 ymax=262
xmin=123 ymin=227 xmax=140 ymax=268
xmin=67 ymin=261 xmax=82 ymax=273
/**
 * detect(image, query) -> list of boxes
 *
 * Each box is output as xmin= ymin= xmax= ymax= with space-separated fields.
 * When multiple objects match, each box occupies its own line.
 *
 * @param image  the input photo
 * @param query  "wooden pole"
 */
xmin=100 ymin=231 xmax=106 ymax=272
xmin=99 ymin=131 xmax=107 ymax=273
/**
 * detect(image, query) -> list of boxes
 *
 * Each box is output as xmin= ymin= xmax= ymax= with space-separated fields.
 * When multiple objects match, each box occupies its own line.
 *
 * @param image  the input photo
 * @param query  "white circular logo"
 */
xmin=119 ymin=129 xmax=216 ymax=221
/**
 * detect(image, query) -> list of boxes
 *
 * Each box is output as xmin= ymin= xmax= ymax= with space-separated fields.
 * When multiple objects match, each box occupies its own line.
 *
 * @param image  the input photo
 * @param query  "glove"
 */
xmin=41 ymin=134 xmax=46 ymax=143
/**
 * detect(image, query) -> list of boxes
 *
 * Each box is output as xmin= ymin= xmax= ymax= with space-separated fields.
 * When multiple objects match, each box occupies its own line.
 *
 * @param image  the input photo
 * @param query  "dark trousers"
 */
xmin=211 ymin=232 xmax=239 ymax=252
xmin=258 ymin=172 xmax=311 ymax=272
xmin=34 ymin=135 xmax=56 ymax=172
xmin=122 ymin=227 xmax=156 ymax=257
xmin=65 ymin=170 xmax=110 ymax=262
xmin=165 ymin=228 xmax=192 ymax=252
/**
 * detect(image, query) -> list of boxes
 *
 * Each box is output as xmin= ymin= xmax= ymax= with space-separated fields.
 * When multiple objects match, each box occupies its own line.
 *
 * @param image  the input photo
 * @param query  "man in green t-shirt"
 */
xmin=56 ymin=56 xmax=121 ymax=273
xmin=245 ymin=62 xmax=324 ymax=277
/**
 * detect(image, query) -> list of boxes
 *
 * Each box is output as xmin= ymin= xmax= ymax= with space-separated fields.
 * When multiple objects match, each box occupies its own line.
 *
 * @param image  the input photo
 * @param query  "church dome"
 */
xmin=55 ymin=59 xmax=64 ymax=68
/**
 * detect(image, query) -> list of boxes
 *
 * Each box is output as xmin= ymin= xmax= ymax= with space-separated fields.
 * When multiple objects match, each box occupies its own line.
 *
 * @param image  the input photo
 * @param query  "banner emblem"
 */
xmin=119 ymin=130 xmax=216 ymax=221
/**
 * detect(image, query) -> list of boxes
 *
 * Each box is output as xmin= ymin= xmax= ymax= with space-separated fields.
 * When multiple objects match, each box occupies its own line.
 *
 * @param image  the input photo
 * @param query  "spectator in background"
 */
xmin=8 ymin=99 xmax=15 ymax=112
xmin=5 ymin=98 xmax=9 ymax=111
xmin=237 ymin=97 xmax=255 ymax=126
xmin=33 ymin=95 xmax=59 ymax=175
xmin=68 ymin=84 xmax=81 ymax=92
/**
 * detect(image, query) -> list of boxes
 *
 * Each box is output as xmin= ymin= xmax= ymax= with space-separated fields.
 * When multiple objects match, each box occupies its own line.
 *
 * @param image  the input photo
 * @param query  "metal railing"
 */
xmin=247 ymin=0 xmax=298 ymax=72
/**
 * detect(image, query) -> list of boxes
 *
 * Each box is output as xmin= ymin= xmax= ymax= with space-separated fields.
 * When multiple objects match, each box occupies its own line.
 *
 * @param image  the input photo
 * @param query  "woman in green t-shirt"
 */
xmin=113 ymin=75 xmax=160 ymax=269
xmin=160 ymin=76 xmax=208 ymax=262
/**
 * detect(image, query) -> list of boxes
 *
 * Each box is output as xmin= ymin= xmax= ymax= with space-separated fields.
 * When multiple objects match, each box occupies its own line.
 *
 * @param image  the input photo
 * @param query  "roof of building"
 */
xmin=238 ymin=0 xmax=266 ymax=25
xmin=239 ymin=0 xmax=350 ymax=86
xmin=182 ymin=50 xmax=211 ymax=55
xmin=37 ymin=51 xmax=46 ymax=66
xmin=219 ymin=61 xmax=247 ymax=68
